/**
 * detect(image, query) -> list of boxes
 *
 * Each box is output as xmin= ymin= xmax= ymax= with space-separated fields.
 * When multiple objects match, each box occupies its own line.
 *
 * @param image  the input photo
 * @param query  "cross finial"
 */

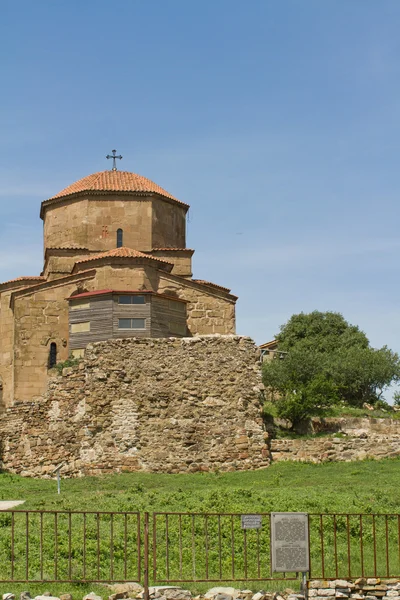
xmin=106 ymin=149 xmax=123 ymax=171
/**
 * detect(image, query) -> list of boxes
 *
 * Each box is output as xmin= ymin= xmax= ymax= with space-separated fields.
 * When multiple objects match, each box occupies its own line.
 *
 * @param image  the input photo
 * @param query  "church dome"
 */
xmin=45 ymin=170 xmax=188 ymax=207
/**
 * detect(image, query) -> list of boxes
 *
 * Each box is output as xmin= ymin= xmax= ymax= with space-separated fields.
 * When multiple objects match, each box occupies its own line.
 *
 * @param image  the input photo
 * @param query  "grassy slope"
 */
xmin=0 ymin=458 xmax=399 ymax=514
xmin=0 ymin=459 xmax=400 ymax=512
xmin=1 ymin=459 xmax=399 ymax=596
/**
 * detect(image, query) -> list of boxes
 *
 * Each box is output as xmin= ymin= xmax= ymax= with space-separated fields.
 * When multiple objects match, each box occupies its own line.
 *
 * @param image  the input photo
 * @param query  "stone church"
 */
xmin=0 ymin=161 xmax=237 ymax=409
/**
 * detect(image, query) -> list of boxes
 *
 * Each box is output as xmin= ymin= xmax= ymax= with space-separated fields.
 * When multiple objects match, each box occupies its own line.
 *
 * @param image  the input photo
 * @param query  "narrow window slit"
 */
xmin=48 ymin=342 xmax=57 ymax=369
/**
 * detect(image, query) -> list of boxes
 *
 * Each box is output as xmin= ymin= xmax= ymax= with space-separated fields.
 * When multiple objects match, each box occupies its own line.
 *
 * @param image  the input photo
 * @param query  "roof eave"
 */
xmin=9 ymin=269 xmax=97 ymax=309
xmin=40 ymin=189 xmax=189 ymax=219
xmin=0 ymin=277 xmax=45 ymax=292
xmin=72 ymin=256 xmax=174 ymax=274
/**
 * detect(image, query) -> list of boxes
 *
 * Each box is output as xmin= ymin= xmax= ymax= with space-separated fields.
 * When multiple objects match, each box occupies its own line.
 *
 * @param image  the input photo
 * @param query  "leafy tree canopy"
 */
xmin=276 ymin=310 xmax=369 ymax=353
xmin=262 ymin=311 xmax=400 ymax=426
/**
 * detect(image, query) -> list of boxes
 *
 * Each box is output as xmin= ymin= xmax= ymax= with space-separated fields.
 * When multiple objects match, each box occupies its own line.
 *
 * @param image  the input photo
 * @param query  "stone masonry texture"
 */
xmin=270 ymin=416 xmax=400 ymax=463
xmin=270 ymin=435 xmax=400 ymax=463
xmin=0 ymin=335 xmax=269 ymax=477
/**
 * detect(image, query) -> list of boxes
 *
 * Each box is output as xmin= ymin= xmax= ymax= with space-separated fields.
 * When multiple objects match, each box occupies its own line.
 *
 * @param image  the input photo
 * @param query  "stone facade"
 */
xmin=0 ymin=170 xmax=237 ymax=408
xmin=0 ymin=336 xmax=269 ymax=477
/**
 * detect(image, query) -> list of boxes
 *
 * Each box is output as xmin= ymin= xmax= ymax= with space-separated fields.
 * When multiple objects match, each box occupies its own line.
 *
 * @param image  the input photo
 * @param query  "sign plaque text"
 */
xmin=271 ymin=512 xmax=309 ymax=573
xmin=241 ymin=514 xmax=262 ymax=529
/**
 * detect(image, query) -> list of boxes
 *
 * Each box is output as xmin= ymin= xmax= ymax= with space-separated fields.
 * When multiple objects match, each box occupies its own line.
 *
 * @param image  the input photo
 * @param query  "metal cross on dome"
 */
xmin=106 ymin=149 xmax=123 ymax=171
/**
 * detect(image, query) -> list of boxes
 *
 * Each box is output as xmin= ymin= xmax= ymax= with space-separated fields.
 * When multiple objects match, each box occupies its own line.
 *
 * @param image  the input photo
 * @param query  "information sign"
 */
xmin=271 ymin=512 xmax=309 ymax=573
xmin=241 ymin=514 xmax=262 ymax=529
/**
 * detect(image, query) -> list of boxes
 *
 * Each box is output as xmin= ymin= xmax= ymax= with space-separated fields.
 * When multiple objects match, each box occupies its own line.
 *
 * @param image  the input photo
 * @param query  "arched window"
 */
xmin=48 ymin=342 xmax=57 ymax=369
xmin=117 ymin=228 xmax=123 ymax=248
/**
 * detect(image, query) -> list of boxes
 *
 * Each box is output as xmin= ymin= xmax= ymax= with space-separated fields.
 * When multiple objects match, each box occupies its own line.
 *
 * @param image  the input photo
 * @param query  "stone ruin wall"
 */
xmin=270 ymin=416 xmax=400 ymax=463
xmin=2 ymin=333 xmax=400 ymax=478
xmin=0 ymin=335 xmax=269 ymax=477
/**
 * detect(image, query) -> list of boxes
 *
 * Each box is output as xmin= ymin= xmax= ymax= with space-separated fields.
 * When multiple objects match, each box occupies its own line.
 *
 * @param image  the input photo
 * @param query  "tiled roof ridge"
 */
xmin=74 ymin=246 xmax=173 ymax=266
xmin=45 ymin=170 xmax=189 ymax=208
xmin=192 ymin=279 xmax=231 ymax=292
xmin=9 ymin=269 xmax=96 ymax=301
xmin=68 ymin=288 xmax=114 ymax=299
xmin=0 ymin=275 xmax=45 ymax=287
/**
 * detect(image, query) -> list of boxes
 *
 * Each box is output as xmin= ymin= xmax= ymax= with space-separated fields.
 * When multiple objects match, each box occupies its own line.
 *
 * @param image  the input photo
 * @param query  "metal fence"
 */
xmin=1 ymin=510 xmax=400 ymax=587
xmin=152 ymin=512 xmax=298 ymax=583
xmin=309 ymin=513 xmax=400 ymax=580
xmin=0 ymin=510 xmax=141 ymax=583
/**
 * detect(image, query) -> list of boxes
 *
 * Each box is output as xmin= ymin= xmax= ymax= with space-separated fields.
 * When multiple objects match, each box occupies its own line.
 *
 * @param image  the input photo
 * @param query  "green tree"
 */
xmin=263 ymin=311 xmax=400 ymax=426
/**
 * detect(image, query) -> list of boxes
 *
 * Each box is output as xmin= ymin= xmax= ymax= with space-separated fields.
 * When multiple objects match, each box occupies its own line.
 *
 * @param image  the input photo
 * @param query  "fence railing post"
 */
xmin=144 ymin=512 xmax=150 ymax=600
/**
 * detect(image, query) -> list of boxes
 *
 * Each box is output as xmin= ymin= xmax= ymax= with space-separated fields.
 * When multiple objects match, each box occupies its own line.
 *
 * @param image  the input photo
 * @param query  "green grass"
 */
xmin=263 ymin=400 xmax=400 ymax=424
xmin=1 ymin=459 xmax=400 ymax=595
xmin=328 ymin=405 xmax=400 ymax=419
xmin=0 ymin=457 xmax=399 ymax=514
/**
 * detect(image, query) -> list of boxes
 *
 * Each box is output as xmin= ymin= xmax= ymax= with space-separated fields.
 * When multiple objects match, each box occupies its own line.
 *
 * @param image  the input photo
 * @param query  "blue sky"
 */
xmin=1 ymin=1 xmax=400 ymax=392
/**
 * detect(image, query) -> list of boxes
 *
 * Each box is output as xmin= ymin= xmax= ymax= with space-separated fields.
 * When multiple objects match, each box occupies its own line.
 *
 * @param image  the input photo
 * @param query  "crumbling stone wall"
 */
xmin=0 ymin=335 xmax=269 ymax=477
xmin=271 ymin=433 xmax=400 ymax=463
xmin=270 ymin=416 xmax=400 ymax=463
xmin=308 ymin=578 xmax=400 ymax=599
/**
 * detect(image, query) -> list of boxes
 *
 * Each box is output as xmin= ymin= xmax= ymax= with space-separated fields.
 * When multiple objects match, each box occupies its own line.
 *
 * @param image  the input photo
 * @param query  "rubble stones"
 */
xmin=237 ymin=592 xmax=253 ymax=600
xmin=333 ymin=583 xmax=355 ymax=590
xmin=161 ymin=592 xmax=192 ymax=600
xmin=83 ymin=594 xmax=103 ymax=600
xmin=205 ymin=590 xmax=237 ymax=600
xmin=109 ymin=585 xmax=143 ymax=597
xmin=1 ymin=584 xmax=400 ymax=600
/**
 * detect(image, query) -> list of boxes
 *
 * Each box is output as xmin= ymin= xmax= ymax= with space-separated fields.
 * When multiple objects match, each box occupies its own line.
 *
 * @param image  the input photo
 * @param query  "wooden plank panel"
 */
xmin=69 ymin=296 xmax=114 ymax=350
xmin=151 ymin=297 xmax=187 ymax=338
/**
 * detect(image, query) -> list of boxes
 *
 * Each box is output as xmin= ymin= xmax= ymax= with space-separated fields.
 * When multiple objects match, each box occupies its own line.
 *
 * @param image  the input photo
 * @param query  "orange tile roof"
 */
xmin=46 ymin=171 xmax=189 ymax=207
xmin=74 ymin=246 xmax=173 ymax=266
xmin=0 ymin=275 xmax=45 ymax=287
xmin=9 ymin=269 xmax=96 ymax=303
xmin=68 ymin=289 xmax=114 ymax=299
xmin=192 ymin=279 xmax=231 ymax=293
